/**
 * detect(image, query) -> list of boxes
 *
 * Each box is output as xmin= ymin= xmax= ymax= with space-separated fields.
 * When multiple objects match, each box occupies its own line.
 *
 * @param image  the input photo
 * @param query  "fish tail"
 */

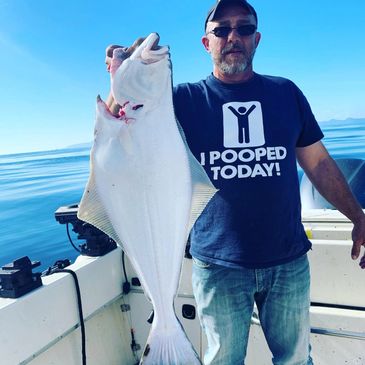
xmin=140 ymin=315 xmax=201 ymax=365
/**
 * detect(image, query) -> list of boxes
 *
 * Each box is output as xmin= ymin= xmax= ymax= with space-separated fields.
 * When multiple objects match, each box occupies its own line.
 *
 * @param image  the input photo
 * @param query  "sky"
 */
xmin=0 ymin=0 xmax=364 ymax=155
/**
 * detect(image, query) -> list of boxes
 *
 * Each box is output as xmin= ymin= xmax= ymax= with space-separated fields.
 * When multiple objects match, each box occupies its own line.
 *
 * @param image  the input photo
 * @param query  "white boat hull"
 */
xmin=1 ymin=209 xmax=364 ymax=364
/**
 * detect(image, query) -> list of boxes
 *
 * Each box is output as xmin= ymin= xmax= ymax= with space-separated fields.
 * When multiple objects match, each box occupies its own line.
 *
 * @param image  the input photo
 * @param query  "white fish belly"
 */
xmin=93 ymin=100 xmax=191 ymax=307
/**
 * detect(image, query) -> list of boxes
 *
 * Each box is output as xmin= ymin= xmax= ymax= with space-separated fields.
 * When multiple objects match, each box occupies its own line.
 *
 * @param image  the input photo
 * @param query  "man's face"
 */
xmin=203 ymin=5 xmax=261 ymax=77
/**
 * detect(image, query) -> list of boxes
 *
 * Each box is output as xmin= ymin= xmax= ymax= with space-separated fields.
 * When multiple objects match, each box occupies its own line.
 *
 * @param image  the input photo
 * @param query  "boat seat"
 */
xmin=300 ymin=158 xmax=365 ymax=209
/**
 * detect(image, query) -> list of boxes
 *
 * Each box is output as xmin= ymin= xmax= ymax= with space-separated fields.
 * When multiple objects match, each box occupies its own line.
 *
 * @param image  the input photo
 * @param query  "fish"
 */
xmin=78 ymin=33 xmax=217 ymax=365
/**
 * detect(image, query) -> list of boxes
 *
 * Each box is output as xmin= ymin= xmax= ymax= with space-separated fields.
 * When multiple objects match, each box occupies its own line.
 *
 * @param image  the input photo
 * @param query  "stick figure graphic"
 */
xmin=228 ymin=104 xmax=256 ymax=144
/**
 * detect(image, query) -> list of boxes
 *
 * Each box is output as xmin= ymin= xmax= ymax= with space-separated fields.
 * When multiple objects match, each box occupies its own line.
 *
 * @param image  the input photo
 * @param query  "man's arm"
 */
xmin=296 ymin=141 xmax=365 ymax=268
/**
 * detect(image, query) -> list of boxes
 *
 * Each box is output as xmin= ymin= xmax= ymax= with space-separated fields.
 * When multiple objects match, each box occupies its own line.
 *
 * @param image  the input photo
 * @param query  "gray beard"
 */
xmin=213 ymin=48 xmax=255 ymax=75
xmin=218 ymin=59 xmax=249 ymax=75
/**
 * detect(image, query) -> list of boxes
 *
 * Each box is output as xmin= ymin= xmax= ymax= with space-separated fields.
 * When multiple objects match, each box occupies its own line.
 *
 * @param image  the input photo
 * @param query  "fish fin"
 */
xmin=176 ymin=120 xmax=218 ymax=233
xmin=188 ymin=152 xmax=218 ymax=232
xmin=78 ymin=163 xmax=122 ymax=247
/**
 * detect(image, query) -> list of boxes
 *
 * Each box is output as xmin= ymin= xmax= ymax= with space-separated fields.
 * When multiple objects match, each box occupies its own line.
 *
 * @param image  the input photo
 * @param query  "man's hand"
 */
xmin=105 ymin=44 xmax=125 ymax=72
xmin=297 ymin=141 xmax=365 ymax=269
xmin=351 ymin=216 xmax=365 ymax=269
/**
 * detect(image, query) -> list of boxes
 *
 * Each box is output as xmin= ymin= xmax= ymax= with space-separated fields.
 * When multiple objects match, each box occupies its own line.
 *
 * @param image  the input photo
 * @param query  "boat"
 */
xmin=1 ymin=158 xmax=364 ymax=365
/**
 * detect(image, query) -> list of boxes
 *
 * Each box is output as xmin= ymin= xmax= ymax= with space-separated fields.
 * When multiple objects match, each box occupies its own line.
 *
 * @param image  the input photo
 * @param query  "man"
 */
xmin=172 ymin=0 xmax=365 ymax=364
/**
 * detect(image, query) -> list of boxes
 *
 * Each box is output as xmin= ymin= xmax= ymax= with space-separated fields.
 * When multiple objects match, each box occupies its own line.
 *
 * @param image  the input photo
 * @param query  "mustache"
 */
xmin=221 ymin=43 xmax=245 ymax=55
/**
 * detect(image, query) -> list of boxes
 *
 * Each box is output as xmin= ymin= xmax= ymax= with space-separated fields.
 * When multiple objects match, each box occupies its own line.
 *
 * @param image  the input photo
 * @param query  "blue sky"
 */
xmin=0 ymin=0 xmax=364 ymax=155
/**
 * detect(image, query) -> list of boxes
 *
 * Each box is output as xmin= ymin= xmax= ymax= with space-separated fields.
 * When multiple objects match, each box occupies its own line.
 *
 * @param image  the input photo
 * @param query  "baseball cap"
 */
xmin=205 ymin=0 xmax=258 ymax=30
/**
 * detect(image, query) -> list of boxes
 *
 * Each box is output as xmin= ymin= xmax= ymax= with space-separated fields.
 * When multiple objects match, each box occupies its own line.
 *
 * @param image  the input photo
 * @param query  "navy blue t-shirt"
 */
xmin=173 ymin=73 xmax=324 ymax=269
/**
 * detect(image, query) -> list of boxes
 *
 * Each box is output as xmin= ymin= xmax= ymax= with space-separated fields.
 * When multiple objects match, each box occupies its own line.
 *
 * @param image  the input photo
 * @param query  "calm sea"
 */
xmin=1 ymin=119 xmax=365 ymax=270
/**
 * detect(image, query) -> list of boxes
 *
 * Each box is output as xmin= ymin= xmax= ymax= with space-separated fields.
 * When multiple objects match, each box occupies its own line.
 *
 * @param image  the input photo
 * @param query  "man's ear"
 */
xmin=202 ymin=36 xmax=210 ymax=52
xmin=255 ymin=32 xmax=261 ymax=48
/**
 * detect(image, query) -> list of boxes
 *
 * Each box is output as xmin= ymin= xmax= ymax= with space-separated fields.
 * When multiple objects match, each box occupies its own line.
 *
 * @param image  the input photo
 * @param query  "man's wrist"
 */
xmin=351 ymin=210 xmax=365 ymax=225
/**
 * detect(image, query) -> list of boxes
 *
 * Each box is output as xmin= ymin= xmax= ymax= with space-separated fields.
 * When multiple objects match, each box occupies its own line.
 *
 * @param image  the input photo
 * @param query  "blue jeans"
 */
xmin=192 ymin=254 xmax=313 ymax=365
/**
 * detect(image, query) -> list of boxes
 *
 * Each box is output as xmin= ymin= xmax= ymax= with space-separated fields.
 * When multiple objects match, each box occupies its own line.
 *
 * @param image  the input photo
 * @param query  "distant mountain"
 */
xmin=66 ymin=142 xmax=93 ymax=149
xmin=318 ymin=117 xmax=365 ymax=123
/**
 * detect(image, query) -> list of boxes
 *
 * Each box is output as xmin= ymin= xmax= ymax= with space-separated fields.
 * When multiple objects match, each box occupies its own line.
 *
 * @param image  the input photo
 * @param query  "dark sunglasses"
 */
xmin=208 ymin=24 xmax=257 ymax=38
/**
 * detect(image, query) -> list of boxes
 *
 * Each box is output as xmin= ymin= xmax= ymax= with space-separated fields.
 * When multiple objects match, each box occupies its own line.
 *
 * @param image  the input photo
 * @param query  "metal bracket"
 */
xmin=120 ymin=304 xmax=131 ymax=312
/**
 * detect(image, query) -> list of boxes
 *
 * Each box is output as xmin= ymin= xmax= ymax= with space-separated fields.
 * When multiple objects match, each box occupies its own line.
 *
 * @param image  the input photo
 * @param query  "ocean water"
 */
xmin=0 ymin=119 xmax=365 ymax=270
